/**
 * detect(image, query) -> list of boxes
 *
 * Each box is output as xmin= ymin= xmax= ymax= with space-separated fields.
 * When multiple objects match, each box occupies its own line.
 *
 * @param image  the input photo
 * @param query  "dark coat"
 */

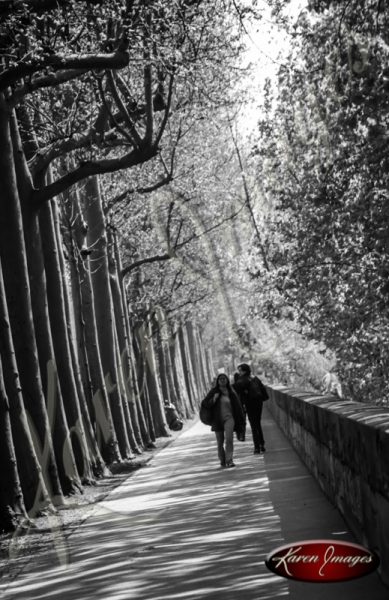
xmin=202 ymin=387 xmax=245 ymax=433
xmin=233 ymin=373 xmax=268 ymax=413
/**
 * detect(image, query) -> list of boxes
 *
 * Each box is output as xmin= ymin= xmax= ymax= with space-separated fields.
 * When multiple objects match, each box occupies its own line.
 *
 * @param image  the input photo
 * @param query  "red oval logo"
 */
xmin=265 ymin=539 xmax=379 ymax=582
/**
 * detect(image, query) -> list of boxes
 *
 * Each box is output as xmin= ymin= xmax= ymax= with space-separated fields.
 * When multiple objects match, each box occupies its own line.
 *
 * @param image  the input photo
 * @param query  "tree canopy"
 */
xmin=249 ymin=0 xmax=389 ymax=404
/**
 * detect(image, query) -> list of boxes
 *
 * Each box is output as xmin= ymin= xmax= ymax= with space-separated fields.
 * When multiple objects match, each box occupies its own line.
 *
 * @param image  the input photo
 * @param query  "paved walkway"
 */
xmin=1 ymin=407 xmax=388 ymax=600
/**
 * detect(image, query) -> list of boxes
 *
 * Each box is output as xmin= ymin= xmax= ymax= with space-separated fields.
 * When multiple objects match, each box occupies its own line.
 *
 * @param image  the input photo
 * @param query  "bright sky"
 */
xmin=237 ymin=0 xmax=307 ymax=133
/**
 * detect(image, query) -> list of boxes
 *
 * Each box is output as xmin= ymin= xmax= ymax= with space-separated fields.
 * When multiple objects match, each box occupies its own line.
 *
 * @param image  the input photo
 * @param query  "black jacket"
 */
xmin=233 ymin=373 xmax=268 ymax=412
xmin=202 ymin=387 xmax=245 ymax=433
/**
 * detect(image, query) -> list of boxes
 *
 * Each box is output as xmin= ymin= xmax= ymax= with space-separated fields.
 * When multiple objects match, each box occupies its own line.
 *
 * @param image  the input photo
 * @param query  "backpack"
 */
xmin=199 ymin=399 xmax=213 ymax=425
xmin=250 ymin=376 xmax=269 ymax=401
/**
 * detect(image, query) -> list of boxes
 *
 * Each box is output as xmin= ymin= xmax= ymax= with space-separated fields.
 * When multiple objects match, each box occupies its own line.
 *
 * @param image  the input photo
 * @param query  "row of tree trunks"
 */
xmin=148 ymin=311 xmax=212 ymax=421
xmin=15 ymin=107 xmax=83 ymax=495
xmin=0 ymin=354 xmax=28 ymax=532
xmin=171 ymin=328 xmax=194 ymax=419
xmin=63 ymin=183 xmax=121 ymax=465
xmin=132 ymin=330 xmax=157 ymax=443
xmin=52 ymin=199 xmax=107 ymax=478
xmin=40 ymin=197 xmax=95 ymax=484
xmin=0 ymin=0 xmax=243 ymax=535
xmin=0 ymin=259 xmax=51 ymax=515
xmin=84 ymin=177 xmax=133 ymax=459
xmin=135 ymin=316 xmax=170 ymax=438
xmin=0 ymin=107 xmax=213 ymax=531
xmin=0 ymin=100 xmax=65 ymax=509
xmin=187 ymin=322 xmax=208 ymax=397
xmin=108 ymin=228 xmax=144 ymax=452
xmin=178 ymin=326 xmax=198 ymax=413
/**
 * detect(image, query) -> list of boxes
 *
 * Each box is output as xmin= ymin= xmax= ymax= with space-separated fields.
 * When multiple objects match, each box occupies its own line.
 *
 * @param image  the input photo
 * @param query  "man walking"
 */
xmin=233 ymin=363 xmax=268 ymax=454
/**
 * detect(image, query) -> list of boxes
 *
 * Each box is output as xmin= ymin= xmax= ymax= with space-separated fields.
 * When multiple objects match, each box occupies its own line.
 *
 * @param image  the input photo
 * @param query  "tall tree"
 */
xmin=62 ymin=184 xmax=121 ymax=464
xmin=0 ymin=98 xmax=64 ymax=504
xmin=84 ymin=175 xmax=133 ymax=458
xmin=0 ymin=259 xmax=51 ymax=519
xmin=251 ymin=0 xmax=389 ymax=403
xmin=0 ymin=354 xmax=28 ymax=533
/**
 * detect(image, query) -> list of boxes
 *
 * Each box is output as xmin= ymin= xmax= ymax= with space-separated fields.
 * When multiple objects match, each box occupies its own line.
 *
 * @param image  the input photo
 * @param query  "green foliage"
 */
xmin=251 ymin=0 xmax=389 ymax=404
xmin=115 ymin=112 xmax=248 ymax=323
xmin=3 ymin=0 xmax=248 ymax=187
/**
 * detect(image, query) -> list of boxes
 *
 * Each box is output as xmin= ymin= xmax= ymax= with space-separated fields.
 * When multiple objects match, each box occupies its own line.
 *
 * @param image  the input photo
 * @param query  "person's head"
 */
xmin=216 ymin=373 xmax=230 ymax=390
xmin=237 ymin=363 xmax=251 ymax=375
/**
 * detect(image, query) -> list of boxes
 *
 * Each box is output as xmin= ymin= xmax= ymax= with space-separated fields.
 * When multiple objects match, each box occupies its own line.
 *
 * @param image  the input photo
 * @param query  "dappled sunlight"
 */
xmin=3 ymin=411 xmax=387 ymax=600
xmin=3 ymin=419 xmax=289 ymax=600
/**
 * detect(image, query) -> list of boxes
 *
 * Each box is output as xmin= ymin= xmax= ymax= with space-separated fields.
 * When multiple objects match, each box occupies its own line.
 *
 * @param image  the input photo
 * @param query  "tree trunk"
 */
xmin=20 ymin=197 xmax=82 ymax=496
xmin=178 ymin=324 xmax=197 ymax=412
xmin=153 ymin=311 xmax=184 ymax=422
xmin=137 ymin=317 xmax=170 ymax=437
xmin=0 ymin=355 xmax=29 ymax=533
xmin=83 ymin=176 xmax=131 ymax=459
xmin=128 ymin=336 xmax=152 ymax=447
xmin=0 ymin=258 xmax=51 ymax=514
xmin=186 ymin=321 xmax=207 ymax=400
xmin=62 ymin=186 xmax=120 ymax=464
xmin=170 ymin=328 xmax=193 ymax=419
xmin=132 ymin=329 xmax=156 ymax=442
xmin=126 ymin=322 xmax=153 ymax=447
xmin=52 ymin=198 xmax=108 ymax=477
xmin=39 ymin=198 xmax=94 ymax=482
xmin=112 ymin=231 xmax=146 ymax=448
xmin=196 ymin=327 xmax=211 ymax=391
xmin=113 ymin=328 xmax=137 ymax=455
xmin=16 ymin=178 xmax=81 ymax=495
xmin=15 ymin=105 xmax=83 ymax=495
xmin=156 ymin=326 xmax=171 ymax=405
xmin=117 ymin=250 xmax=151 ymax=447
xmin=154 ymin=311 xmax=182 ymax=415
xmin=162 ymin=337 xmax=182 ymax=413
xmin=108 ymin=228 xmax=142 ymax=453
xmin=0 ymin=98 xmax=64 ymax=505
xmin=61 ymin=192 xmax=94 ymax=418
xmin=205 ymin=348 xmax=215 ymax=382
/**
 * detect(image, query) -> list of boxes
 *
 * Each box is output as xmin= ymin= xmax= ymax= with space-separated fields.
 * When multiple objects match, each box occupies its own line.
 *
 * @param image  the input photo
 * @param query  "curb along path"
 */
xmin=1 ymin=409 xmax=387 ymax=600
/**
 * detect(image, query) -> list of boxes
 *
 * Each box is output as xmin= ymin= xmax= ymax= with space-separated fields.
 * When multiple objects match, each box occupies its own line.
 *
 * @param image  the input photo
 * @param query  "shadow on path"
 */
xmin=1 ymin=411 xmax=387 ymax=600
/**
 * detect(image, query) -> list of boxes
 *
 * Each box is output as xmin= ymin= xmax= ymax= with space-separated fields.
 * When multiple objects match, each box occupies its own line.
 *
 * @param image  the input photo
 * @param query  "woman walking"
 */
xmin=202 ymin=373 xmax=245 ymax=468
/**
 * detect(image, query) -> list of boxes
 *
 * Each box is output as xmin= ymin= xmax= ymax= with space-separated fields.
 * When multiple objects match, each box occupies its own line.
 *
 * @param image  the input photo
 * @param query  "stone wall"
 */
xmin=266 ymin=385 xmax=389 ymax=586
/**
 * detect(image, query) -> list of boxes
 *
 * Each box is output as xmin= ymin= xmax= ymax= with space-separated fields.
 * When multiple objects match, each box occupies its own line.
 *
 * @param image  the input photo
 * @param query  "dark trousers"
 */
xmin=246 ymin=404 xmax=264 ymax=449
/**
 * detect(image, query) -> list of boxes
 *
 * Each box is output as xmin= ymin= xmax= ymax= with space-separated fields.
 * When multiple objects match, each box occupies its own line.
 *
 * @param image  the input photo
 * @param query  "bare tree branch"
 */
xmin=9 ymin=68 xmax=89 ymax=106
xmin=165 ymin=293 xmax=208 ymax=315
xmin=228 ymin=117 xmax=271 ymax=272
xmin=121 ymin=205 xmax=244 ymax=277
xmin=105 ymin=139 xmax=178 ymax=214
xmin=33 ymin=144 xmax=158 ymax=205
xmin=154 ymin=73 xmax=174 ymax=147
xmin=30 ymin=127 xmax=130 ymax=176
xmin=0 ymin=0 xmax=70 ymax=17
xmin=122 ymin=252 xmax=173 ymax=276
xmin=166 ymin=199 xmax=175 ymax=249
xmin=1 ymin=46 xmax=129 ymax=91
xmin=106 ymin=133 xmax=179 ymax=214
xmin=106 ymin=71 xmax=142 ymax=148
xmin=143 ymin=63 xmax=153 ymax=145
xmin=104 ymin=172 xmax=174 ymax=214
xmin=176 ymin=204 xmax=245 ymax=248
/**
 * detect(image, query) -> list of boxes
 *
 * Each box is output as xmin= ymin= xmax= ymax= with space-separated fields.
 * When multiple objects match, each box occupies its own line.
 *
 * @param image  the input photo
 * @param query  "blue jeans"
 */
xmin=215 ymin=417 xmax=234 ymax=464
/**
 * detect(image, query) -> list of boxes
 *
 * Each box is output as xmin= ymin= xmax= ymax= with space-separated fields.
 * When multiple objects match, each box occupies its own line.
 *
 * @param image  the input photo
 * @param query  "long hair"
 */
xmin=215 ymin=374 xmax=238 ymax=400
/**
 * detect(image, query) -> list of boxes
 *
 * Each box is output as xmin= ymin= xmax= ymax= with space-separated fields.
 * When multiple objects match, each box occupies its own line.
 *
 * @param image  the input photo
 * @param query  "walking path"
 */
xmin=1 ymin=407 xmax=387 ymax=600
